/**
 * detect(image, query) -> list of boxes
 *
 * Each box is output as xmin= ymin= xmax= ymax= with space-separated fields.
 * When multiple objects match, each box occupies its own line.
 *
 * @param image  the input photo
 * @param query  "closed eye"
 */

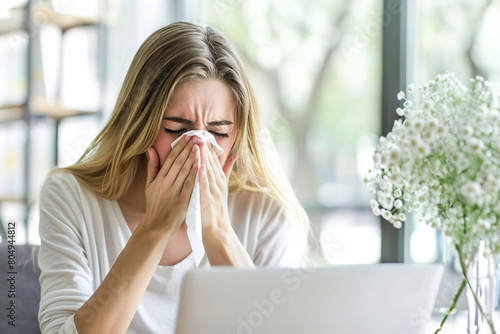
xmin=210 ymin=131 xmax=229 ymax=138
xmin=164 ymin=128 xmax=186 ymax=136
xmin=164 ymin=128 xmax=229 ymax=139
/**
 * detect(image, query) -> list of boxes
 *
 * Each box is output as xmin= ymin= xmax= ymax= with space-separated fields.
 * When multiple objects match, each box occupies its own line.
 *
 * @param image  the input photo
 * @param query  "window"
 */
xmin=200 ymin=0 xmax=382 ymax=264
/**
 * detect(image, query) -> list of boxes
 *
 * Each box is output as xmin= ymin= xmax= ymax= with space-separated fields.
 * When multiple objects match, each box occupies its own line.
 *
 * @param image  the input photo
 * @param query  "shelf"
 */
xmin=0 ymin=196 xmax=39 ymax=207
xmin=31 ymin=98 xmax=98 ymax=120
xmin=0 ymin=3 xmax=99 ymax=36
xmin=32 ymin=3 xmax=99 ymax=31
xmin=0 ymin=104 xmax=25 ymax=123
xmin=0 ymin=6 xmax=25 ymax=34
xmin=0 ymin=197 xmax=24 ymax=202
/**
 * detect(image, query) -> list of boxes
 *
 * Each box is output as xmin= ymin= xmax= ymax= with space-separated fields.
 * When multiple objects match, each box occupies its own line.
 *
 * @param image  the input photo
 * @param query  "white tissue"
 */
xmin=170 ymin=130 xmax=224 ymax=266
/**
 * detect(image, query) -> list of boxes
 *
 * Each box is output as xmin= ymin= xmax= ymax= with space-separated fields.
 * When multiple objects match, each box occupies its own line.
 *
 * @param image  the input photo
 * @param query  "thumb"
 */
xmin=222 ymin=152 xmax=238 ymax=179
xmin=146 ymin=147 xmax=160 ymax=187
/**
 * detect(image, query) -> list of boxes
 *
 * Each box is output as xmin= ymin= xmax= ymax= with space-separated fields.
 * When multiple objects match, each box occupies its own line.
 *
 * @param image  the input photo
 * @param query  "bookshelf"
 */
xmin=0 ymin=104 xmax=24 ymax=122
xmin=0 ymin=0 xmax=105 ymax=243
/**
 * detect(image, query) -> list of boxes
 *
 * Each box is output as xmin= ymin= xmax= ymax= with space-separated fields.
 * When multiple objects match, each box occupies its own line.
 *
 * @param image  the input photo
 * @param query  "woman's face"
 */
xmin=153 ymin=79 xmax=237 ymax=167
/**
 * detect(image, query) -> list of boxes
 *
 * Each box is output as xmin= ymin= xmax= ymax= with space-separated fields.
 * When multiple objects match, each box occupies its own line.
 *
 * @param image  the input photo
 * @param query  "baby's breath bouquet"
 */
xmin=365 ymin=73 xmax=500 ymax=333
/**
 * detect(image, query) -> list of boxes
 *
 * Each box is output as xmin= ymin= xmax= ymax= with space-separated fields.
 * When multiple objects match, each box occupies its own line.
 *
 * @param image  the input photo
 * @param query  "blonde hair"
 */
xmin=55 ymin=22 xmax=309 ymax=258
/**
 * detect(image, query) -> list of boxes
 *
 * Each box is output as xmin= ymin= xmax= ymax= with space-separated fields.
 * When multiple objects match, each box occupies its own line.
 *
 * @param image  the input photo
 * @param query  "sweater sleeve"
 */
xmin=38 ymin=173 xmax=93 ymax=334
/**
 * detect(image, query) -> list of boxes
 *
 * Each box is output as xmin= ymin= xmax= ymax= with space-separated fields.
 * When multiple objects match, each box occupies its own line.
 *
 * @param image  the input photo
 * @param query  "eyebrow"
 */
xmin=162 ymin=117 xmax=233 ymax=126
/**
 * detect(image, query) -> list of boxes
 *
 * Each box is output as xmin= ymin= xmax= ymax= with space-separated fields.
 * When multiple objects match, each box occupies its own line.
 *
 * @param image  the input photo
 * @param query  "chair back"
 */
xmin=0 ymin=243 xmax=41 ymax=334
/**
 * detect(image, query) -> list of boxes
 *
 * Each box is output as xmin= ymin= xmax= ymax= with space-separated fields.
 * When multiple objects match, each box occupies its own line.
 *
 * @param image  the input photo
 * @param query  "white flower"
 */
xmin=422 ymin=100 xmax=434 ymax=110
xmin=461 ymin=181 xmax=482 ymax=202
xmin=404 ymin=119 xmax=412 ymax=130
xmin=382 ymin=197 xmax=394 ymax=210
xmin=377 ymin=191 xmax=386 ymax=204
xmin=461 ymin=126 xmax=474 ymax=138
xmin=390 ymin=172 xmax=402 ymax=186
xmin=466 ymin=137 xmax=484 ymax=154
xmin=408 ymin=136 xmax=419 ymax=150
xmin=389 ymin=148 xmax=400 ymax=164
xmin=436 ymin=125 xmax=446 ymax=135
xmin=489 ymin=110 xmax=500 ymax=125
xmin=368 ymin=186 xmax=376 ymax=194
xmin=447 ymin=142 xmax=457 ymax=152
xmin=478 ymin=219 xmax=491 ymax=229
xmin=367 ymin=72 xmax=500 ymax=260
xmin=414 ymin=119 xmax=424 ymax=131
xmin=378 ymin=178 xmax=391 ymax=192
xmin=450 ymin=152 xmax=461 ymax=164
xmin=474 ymin=113 xmax=485 ymax=125
xmin=416 ymin=144 xmax=430 ymax=157
xmin=478 ymin=105 xmax=488 ymax=114
xmin=485 ymin=175 xmax=500 ymax=192
xmin=417 ymin=193 xmax=426 ymax=204
xmin=380 ymin=153 xmax=388 ymax=167
xmin=427 ymin=118 xmax=438 ymax=132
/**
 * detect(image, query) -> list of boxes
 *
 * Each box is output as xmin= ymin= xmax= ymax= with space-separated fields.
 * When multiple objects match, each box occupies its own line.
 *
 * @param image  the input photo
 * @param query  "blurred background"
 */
xmin=1 ymin=0 xmax=500 ymax=267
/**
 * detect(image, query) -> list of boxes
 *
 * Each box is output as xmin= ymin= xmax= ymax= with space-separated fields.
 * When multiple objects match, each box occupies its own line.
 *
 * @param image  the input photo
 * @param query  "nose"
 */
xmin=190 ymin=115 xmax=209 ymax=131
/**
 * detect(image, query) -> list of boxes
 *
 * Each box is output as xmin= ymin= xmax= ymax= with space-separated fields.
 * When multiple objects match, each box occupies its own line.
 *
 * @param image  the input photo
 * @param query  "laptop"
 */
xmin=175 ymin=264 xmax=443 ymax=334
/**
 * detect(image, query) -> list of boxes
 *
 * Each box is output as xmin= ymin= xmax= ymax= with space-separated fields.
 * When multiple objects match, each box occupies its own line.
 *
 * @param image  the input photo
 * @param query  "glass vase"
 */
xmin=465 ymin=240 xmax=499 ymax=334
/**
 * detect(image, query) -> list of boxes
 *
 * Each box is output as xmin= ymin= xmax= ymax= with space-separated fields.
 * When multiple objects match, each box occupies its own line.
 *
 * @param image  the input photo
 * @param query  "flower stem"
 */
xmin=434 ymin=278 xmax=466 ymax=333
xmin=455 ymin=244 xmax=497 ymax=334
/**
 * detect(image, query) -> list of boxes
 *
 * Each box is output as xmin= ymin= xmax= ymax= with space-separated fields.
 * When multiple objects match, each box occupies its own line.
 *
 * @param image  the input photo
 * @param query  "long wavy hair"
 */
xmin=54 ymin=22 xmax=310 ymax=259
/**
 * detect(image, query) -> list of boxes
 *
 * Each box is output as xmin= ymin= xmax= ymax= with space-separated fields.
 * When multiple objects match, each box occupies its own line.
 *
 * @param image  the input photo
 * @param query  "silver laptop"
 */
xmin=175 ymin=264 xmax=443 ymax=334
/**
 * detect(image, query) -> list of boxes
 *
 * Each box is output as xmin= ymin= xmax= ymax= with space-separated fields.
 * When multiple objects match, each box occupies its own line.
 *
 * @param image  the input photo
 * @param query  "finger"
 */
xmin=207 ymin=142 xmax=225 ymax=179
xmin=159 ymin=135 xmax=198 ymax=178
xmin=201 ymin=143 xmax=218 ymax=191
xmin=171 ymin=144 xmax=200 ymax=192
xmin=179 ymin=163 xmax=199 ymax=207
xmin=146 ymin=147 xmax=160 ymax=187
xmin=222 ymin=151 xmax=238 ymax=179
xmin=198 ymin=164 xmax=212 ymax=210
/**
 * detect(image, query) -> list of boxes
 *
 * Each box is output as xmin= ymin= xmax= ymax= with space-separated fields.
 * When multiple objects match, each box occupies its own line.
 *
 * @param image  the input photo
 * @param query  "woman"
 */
xmin=38 ymin=22 xmax=309 ymax=334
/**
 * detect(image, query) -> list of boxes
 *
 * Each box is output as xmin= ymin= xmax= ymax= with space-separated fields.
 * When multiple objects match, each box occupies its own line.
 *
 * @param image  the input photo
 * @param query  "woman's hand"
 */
xmin=199 ymin=142 xmax=254 ymax=267
xmin=198 ymin=141 xmax=236 ymax=235
xmin=143 ymin=136 xmax=200 ymax=234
